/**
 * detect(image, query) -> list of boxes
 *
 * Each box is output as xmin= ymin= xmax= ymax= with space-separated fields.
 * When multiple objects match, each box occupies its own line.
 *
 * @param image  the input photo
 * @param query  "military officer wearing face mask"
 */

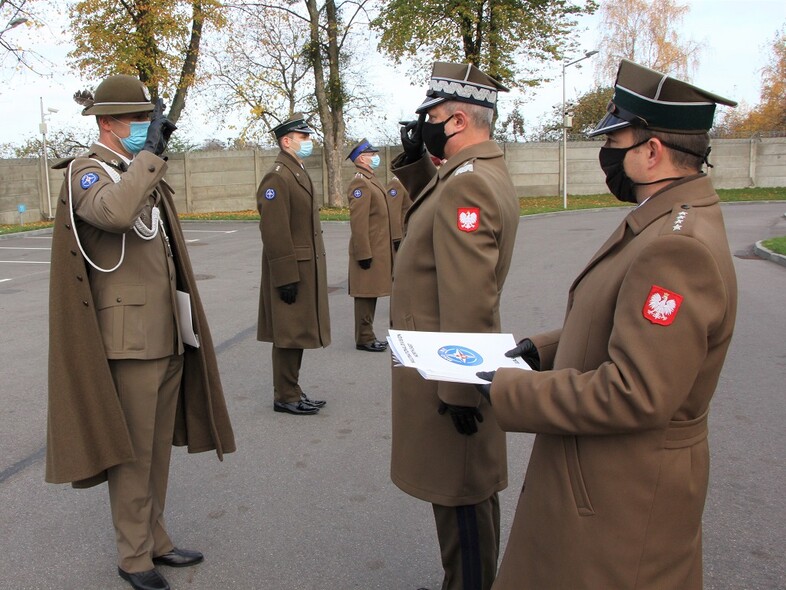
xmin=46 ymin=75 xmax=236 ymax=590
xmin=476 ymin=60 xmax=738 ymax=589
xmin=346 ymin=139 xmax=392 ymax=352
xmin=256 ymin=114 xmax=331 ymax=415
xmin=389 ymin=62 xmax=519 ymax=590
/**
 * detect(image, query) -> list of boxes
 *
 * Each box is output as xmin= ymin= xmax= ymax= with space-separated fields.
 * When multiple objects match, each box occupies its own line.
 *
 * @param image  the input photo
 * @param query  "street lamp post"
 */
xmin=562 ymin=50 xmax=598 ymax=209
xmin=40 ymin=98 xmax=59 ymax=220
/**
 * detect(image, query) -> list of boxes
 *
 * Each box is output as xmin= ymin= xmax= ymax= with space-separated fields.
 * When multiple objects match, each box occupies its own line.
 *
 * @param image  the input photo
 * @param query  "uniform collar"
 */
xmin=627 ymin=174 xmax=716 ymax=235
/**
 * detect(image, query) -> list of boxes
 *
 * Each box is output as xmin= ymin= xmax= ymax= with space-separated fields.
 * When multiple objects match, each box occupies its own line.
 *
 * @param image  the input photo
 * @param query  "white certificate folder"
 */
xmin=387 ymin=330 xmax=530 ymax=384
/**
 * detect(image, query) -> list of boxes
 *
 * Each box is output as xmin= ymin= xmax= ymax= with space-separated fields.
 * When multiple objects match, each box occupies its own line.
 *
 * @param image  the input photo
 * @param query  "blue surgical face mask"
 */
xmin=295 ymin=139 xmax=313 ymax=159
xmin=113 ymin=119 xmax=150 ymax=155
xmin=369 ymin=154 xmax=381 ymax=169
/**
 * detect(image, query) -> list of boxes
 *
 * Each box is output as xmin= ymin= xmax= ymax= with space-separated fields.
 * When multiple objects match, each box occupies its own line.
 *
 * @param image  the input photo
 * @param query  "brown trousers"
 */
xmin=354 ymin=296 xmax=378 ymax=345
xmin=107 ymin=355 xmax=183 ymax=573
xmin=272 ymin=345 xmax=304 ymax=403
xmin=433 ymin=493 xmax=501 ymax=590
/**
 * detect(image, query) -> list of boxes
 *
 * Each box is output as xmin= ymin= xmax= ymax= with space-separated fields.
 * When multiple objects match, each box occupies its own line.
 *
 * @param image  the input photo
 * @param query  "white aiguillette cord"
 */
xmin=67 ymin=159 xmax=167 ymax=273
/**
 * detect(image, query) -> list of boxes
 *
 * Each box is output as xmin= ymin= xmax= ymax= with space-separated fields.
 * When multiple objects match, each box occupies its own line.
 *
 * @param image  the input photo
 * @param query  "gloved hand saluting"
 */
xmin=399 ymin=112 xmax=426 ymax=164
xmin=505 ymin=338 xmax=541 ymax=371
xmin=278 ymin=282 xmax=298 ymax=304
xmin=143 ymin=98 xmax=177 ymax=156
xmin=358 ymin=258 xmax=372 ymax=269
xmin=438 ymin=402 xmax=484 ymax=436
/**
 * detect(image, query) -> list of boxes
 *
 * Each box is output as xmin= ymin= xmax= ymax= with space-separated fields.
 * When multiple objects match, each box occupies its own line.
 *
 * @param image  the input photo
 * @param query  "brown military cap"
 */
xmin=79 ymin=75 xmax=155 ymax=116
xmin=589 ymin=59 xmax=737 ymax=137
xmin=415 ymin=62 xmax=509 ymax=114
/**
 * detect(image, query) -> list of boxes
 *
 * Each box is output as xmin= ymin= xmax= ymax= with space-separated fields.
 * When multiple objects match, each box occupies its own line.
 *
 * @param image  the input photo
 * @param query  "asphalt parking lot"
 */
xmin=1 ymin=203 xmax=784 ymax=589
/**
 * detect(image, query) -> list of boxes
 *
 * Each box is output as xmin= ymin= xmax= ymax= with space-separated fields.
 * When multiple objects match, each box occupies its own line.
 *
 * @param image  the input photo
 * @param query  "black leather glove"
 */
xmin=358 ymin=258 xmax=372 ymax=269
xmin=438 ymin=402 xmax=484 ymax=436
xmin=399 ymin=113 xmax=426 ymax=164
xmin=505 ymin=338 xmax=541 ymax=371
xmin=393 ymin=239 xmax=401 ymax=252
xmin=142 ymin=98 xmax=177 ymax=156
xmin=475 ymin=371 xmax=494 ymax=404
xmin=278 ymin=282 xmax=298 ymax=304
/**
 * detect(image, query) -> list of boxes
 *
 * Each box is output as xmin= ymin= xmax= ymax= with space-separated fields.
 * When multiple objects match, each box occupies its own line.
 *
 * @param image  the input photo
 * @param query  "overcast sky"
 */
xmin=1 ymin=0 xmax=784 ymax=148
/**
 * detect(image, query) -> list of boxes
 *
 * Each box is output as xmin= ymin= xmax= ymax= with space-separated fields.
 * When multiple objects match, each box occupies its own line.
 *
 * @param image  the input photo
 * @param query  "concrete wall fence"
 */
xmin=2 ymin=137 xmax=785 ymax=224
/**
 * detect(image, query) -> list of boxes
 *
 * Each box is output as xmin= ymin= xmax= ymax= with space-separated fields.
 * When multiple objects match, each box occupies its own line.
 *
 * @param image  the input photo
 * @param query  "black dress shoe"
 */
xmin=356 ymin=340 xmax=388 ymax=352
xmin=274 ymin=400 xmax=320 ymax=415
xmin=153 ymin=547 xmax=204 ymax=568
xmin=118 ymin=568 xmax=170 ymax=590
xmin=301 ymin=392 xmax=326 ymax=408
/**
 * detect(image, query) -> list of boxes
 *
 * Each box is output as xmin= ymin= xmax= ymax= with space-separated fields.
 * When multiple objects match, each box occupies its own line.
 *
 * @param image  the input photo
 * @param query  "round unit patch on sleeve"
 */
xmin=389 ymin=188 xmax=398 ymax=197
xmin=80 ymin=172 xmax=100 ymax=189
xmin=457 ymin=207 xmax=480 ymax=232
xmin=353 ymin=189 xmax=363 ymax=199
xmin=264 ymin=188 xmax=276 ymax=200
xmin=643 ymin=285 xmax=683 ymax=326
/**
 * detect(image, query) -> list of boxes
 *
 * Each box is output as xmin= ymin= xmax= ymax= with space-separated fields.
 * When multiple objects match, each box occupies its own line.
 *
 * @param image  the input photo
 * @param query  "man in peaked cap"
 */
xmin=389 ymin=62 xmax=519 ymax=590
xmin=477 ymin=59 xmax=738 ymax=589
xmin=46 ymin=74 xmax=235 ymax=590
xmin=346 ymin=138 xmax=392 ymax=352
xmin=256 ymin=114 xmax=331 ymax=415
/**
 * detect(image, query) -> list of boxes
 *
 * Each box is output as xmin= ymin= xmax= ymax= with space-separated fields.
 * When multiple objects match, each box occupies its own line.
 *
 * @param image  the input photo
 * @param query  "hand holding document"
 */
xmin=387 ymin=330 xmax=531 ymax=384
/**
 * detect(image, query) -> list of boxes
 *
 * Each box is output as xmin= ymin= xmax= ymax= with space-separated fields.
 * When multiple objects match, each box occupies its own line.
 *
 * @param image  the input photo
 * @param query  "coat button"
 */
xmin=681 ymin=204 xmax=691 ymax=210
xmin=60 ymin=198 xmax=66 ymax=204
xmin=70 ymin=250 xmax=77 ymax=256
xmin=148 ymin=165 xmax=156 ymax=172
xmin=76 ymin=275 xmax=83 ymax=281
xmin=65 ymin=223 xmax=71 ymax=230
xmin=82 ymin=300 xmax=89 ymax=306
xmin=116 ymin=297 xmax=122 ymax=303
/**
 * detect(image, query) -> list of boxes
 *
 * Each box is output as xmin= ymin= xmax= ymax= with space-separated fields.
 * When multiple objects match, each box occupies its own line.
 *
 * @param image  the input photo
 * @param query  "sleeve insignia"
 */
xmin=264 ymin=188 xmax=276 ymax=200
xmin=457 ymin=207 xmax=480 ymax=232
xmin=389 ymin=188 xmax=398 ymax=197
xmin=353 ymin=188 xmax=363 ymax=199
xmin=80 ymin=172 xmax=100 ymax=189
xmin=643 ymin=285 xmax=683 ymax=326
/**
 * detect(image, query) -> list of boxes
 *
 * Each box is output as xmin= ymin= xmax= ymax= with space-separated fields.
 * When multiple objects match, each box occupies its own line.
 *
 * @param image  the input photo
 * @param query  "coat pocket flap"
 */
xmin=294 ymin=245 xmax=313 ymax=261
xmin=96 ymin=285 xmax=146 ymax=310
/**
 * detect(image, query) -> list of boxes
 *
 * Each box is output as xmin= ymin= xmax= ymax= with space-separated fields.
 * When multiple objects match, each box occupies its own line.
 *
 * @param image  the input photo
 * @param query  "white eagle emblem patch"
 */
xmin=643 ymin=285 xmax=683 ymax=326
xmin=454 ymin=161 xmax=474 ymax=176
xmin=457 ymin=207 xmax=480 ymax=232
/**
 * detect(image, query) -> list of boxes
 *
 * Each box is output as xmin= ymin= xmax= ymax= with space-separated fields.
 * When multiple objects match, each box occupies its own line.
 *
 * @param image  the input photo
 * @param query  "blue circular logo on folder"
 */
xmin=438 ymin=345 xmax=483 ymax=366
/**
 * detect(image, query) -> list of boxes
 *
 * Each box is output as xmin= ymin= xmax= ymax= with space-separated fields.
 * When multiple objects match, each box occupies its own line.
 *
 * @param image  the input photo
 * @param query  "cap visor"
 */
xmin=587 ymin=112 xmax=631 ymax=137
xmin=415 ymin=96 xmax=445 ymax=114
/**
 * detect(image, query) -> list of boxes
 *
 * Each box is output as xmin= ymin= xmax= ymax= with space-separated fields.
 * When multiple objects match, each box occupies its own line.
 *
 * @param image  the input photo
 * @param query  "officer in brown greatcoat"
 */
xmin=256 ymin=115 xmax=331 ymax=415
xmin=346 ymin=138 xmax=392 ymax=352
xmin=390 ymin=62 xmax=519 ymax=590
xmin=385 ymin=175 xmax=412 ymax=254
xmin=46 ymin=75 xmax=235 ymax=590
xmin=477 ymin=60 xmax=739 ymax=590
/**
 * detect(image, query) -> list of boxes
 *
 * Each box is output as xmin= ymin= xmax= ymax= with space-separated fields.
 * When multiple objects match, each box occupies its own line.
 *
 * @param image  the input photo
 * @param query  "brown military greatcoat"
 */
xmin=390 ymin=141 xmax=519 ymax=506
xmin=347 ymin=166 xmax=392 ymax=297
xmin=385 ymin=176 xmax=412 ymax=246
xmin=490 ymin=175 xmax=738 ymax=589
xmin=46 ymin=145 xmax=236 ymax=487
xmin=256 ymin=151 xmax=331 ymax=348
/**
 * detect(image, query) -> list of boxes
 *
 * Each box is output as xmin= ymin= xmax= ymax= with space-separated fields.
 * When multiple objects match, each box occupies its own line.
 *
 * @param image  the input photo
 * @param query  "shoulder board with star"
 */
xmin=661 ymin=204 xmax=697 ymax=236
xmin=453 ymin=159 xmax=476 ymax=176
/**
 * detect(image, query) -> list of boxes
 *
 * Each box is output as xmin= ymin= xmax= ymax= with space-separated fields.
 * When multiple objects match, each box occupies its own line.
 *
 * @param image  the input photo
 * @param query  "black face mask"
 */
xmin=598 ymin=138 xmax=649 ymax=203
xmin=422 ymin=114 xmax=457 ymax=160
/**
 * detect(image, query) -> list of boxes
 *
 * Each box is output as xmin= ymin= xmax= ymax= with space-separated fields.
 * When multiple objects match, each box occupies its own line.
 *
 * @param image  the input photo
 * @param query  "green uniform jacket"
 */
xmin=256 ymin=151 xmax=331 ymax=348
xmin=490 ymin=175 xmax=737 ymax=589
xmin=390 ymin=141 xmax=519 ymax=506
xmin=46 ymin=145 xmax=236 ymax=487
xmin=347 ymin=166 xmax=393 ymax=298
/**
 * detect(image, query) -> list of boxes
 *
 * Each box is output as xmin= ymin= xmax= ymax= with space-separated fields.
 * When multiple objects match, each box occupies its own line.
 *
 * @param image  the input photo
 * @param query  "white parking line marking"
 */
xmin=186 ymin=239 xmax=200 ymax=243
xmin=0 ymin=261 xmax=50 ymax=264
xmin=0 ymin=278 xmax=11 ymax=283
xmin=183 ymin=230 xmax=238 ymax=234
xmin=0 ymin=247 xmax=51 ymax=250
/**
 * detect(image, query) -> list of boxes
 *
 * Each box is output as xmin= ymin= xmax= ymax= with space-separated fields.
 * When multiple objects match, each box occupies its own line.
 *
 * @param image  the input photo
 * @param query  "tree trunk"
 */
xmin=305 ymin=0 xmax=346 ymax=207
xmin=168 ymin=0 xmax=205 ymax=123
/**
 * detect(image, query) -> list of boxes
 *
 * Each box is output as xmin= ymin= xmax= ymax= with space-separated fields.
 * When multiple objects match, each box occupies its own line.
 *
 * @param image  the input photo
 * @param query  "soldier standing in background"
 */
xmin=346 ymin=138 xmax=392 ymax=352
xmin=256 ymin=114 xmax=331 ymax=415
xmin=385 ymin=175 xmax=411 ymax=254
